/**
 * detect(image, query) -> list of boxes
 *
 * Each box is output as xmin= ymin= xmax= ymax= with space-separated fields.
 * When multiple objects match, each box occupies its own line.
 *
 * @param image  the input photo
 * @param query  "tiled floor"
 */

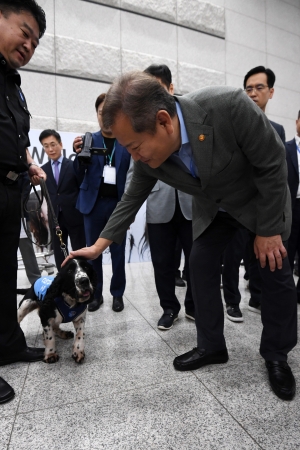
xmin=1 ymin=262 xmax=300 ymax=449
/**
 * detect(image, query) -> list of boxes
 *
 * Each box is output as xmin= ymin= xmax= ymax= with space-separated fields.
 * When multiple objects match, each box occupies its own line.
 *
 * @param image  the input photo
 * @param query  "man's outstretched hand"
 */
xmin=61 ymin=238 xmax=113 ymax=267
xmin=254 ymin=235 xmax=287 ymax=272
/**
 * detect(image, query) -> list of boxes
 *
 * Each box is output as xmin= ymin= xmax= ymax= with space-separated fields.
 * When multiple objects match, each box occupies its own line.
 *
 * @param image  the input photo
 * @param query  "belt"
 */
xmin=0 ymin=171 xmax=20 ymax=185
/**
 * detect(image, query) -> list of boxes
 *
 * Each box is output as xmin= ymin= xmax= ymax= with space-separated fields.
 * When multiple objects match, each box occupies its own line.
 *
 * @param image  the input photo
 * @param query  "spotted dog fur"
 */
xmin=18 ymin=258 xmax=97 ymax=364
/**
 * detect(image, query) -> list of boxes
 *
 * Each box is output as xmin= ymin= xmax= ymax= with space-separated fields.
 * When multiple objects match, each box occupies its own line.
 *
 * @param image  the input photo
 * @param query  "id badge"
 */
xmin=103 ymin=165 xmax=116 ymax=185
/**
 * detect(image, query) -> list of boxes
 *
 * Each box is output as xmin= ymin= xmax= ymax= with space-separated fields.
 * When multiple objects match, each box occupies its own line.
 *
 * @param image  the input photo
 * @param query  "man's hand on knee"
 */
xmin=254 ymin=235 xmax=287 ymax=271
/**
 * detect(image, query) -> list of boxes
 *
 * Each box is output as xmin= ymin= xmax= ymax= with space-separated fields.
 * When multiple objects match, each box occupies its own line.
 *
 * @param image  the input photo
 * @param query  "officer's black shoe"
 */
xmin=112 ymin=296 xmax=124 ymax=312
xmin=0 ymin=377 xmax=15 ymax=404
xmin=88 ymin=296 xmax=103 ymax=312
xmin=266 ymin=361 xmax=296 ymax=401
xmin=0 ymin=346 xmax=44 ymax=366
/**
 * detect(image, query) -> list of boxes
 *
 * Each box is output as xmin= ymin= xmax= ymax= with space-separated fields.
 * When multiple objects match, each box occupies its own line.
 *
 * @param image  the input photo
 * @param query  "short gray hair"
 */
xmin=102 ymin=71 xmax=177 ymax=134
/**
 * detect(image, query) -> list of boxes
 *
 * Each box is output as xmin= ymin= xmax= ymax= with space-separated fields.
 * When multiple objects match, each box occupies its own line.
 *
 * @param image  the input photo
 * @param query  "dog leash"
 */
xmin=22 ymin=178 xmax=68 ymax=259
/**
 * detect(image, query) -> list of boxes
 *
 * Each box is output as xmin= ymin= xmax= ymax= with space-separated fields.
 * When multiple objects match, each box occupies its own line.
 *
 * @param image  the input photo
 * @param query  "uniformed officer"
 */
xmin=0 ymin=0 xmax=46 ymax=404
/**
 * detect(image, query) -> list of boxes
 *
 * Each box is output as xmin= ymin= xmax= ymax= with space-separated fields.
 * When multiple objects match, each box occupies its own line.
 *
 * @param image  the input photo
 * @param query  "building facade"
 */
xmin=21 ymin=0 xmax=300 ymax=139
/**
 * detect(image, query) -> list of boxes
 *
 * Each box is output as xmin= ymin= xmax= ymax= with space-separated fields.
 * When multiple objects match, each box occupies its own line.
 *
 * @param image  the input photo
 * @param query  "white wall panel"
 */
xmin=20 ymin=72 xmax=56 ymax=119
xmin=178 ymin=27 xmax=225 ymax=72
xmin=266 ymin=0 xmax=300 ymax=33
xmin=266 ymin=25 xmax=300 ymax=64
xmin=55 ymin=0 xmax=121 ymax=47
xmin=121 ymin=11 xmax=177 ymax=60
xmin=56 ymin=77 xmax=109 ymax=126
xmin=225 ymin=10 xmax=266 ymax=52
xmin=226 ymin=42 xmax=266 ymax=77
xmin=225 ymin=0 xmax=266 ymax=20
xmin=267 ymin=55 xmax=300 ymax=92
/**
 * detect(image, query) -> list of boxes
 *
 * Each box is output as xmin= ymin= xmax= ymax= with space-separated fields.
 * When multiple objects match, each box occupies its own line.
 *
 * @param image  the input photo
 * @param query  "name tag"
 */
xmin=103 ymin=165 xmax=116 ymax=185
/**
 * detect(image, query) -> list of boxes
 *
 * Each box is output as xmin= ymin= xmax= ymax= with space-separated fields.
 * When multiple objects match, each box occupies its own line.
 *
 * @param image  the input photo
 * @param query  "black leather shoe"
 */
xmin=0 ymin=377 xmax=15 ymax=404
xmin=174 ymin=347 xmax=229 ymax=371
xmin=175 ymin=276 xmax=186 ymax=287
xmin=265 ymin=361 xmax=296 ymax=400
xmin=0 ymin=346 xmax=44 ymax=366
xmin=88 ymin=296 xmax=103 ymax=312
xmin=112 ymin=296 xmax=124 ymax=312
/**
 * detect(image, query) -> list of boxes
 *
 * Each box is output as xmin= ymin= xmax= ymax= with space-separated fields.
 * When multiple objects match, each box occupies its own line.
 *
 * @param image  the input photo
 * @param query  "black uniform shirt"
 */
xmin=0 ymin=53 xmax=31 ymax=174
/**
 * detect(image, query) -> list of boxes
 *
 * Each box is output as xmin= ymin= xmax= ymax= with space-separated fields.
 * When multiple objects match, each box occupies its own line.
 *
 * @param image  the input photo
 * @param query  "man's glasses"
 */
xmin=244 ymin=84 xmax=269 ymax=93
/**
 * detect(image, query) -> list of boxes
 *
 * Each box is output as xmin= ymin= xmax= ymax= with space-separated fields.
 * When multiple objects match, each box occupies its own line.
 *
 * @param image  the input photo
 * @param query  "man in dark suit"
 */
xmin=65 ymin=72 xmax=297 ymax=401
xmin=73 ymin=93 xmax=131 ymax=313
xmin=286 ymin=111 xmax=300 ymax=302
xmin=223 ymin=66 xmax=286 ymax=321
xmin=40 ymin=130 xmax=86 ymax=269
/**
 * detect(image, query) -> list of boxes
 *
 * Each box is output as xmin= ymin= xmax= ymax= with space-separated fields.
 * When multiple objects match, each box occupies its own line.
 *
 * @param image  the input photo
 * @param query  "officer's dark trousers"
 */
xmin=0 ymin=183 xmax=26 ymax=357
xmin=189 ymin=211 xmax=297 ymax=361
xmin=147 ymin=200 xmax=194 ymax=315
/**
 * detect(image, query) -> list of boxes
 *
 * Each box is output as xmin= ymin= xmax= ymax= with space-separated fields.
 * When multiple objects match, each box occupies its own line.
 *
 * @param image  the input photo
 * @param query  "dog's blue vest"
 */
xmin=34 ymin=277 xmax=87 ymax=323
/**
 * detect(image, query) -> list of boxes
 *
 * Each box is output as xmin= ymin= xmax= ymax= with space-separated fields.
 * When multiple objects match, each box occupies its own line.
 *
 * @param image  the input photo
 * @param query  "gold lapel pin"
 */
xmin=198 ymin=134 xmax=205 ymax=141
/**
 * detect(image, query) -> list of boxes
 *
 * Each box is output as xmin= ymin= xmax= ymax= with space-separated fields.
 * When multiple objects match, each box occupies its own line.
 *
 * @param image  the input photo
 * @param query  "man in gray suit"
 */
xmin=65 ymin=72 xmax=297 ymax=401
xmin=143 ymin=64 xmax=194 ymax=330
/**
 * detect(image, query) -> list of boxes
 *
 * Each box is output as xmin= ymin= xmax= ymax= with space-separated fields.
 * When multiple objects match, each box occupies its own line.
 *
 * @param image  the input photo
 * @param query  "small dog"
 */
xmin=18 ymin=258 xmax=97 ymax=364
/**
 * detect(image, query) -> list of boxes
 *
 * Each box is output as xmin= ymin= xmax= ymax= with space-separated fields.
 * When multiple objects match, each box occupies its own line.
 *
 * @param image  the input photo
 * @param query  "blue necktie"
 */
xmin=53 ymin=160 xmax=60 ymax=184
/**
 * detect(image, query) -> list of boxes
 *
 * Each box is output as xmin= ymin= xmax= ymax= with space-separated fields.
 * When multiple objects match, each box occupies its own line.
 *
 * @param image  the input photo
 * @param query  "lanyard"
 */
xmin=103 ymin=139 xmax=116 ymax=166
xmin=297 ymin=143 xmax=300 ymax=154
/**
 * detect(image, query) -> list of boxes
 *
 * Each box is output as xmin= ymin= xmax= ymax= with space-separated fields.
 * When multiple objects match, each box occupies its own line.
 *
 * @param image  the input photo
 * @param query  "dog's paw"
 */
xmin=72 ymin=350 xmax=85 ymax=364
xmin=44 ymin=352 xmax=59 ymax=364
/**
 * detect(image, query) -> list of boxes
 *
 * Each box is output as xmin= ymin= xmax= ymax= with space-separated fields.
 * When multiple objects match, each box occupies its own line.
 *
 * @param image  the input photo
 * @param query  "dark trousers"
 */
xmin=287 ymin=200 xmax=300 ymax=301
xmin=0 ymin=183 xmax=26 ymax=357
xmin=51 ymin=211 xmax=86 ymax=269
xmin=189 ymin=211 xmax=297 ymax=360
xmin=222 ymin=228 xmax=249 ymax=305
xmin=147 ymin=201 xmax=194 ymax=315
xmin=84 ymin=197 xmax=126 ymax=298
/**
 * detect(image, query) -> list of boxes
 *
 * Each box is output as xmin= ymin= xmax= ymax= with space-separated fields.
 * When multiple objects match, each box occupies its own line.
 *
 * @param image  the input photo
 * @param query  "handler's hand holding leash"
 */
xmin=254 ymin=235 xmax=287 ymax=271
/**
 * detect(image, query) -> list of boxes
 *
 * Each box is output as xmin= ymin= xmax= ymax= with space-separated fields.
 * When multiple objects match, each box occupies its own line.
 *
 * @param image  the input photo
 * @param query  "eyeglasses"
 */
xmin=244 ymin=84 xmax=269 ymax=93
xmin=43 ymin=143 xmax=60 ymax=150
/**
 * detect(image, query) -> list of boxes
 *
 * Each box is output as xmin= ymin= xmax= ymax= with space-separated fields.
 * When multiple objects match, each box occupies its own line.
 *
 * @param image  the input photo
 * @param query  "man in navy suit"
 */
xmin=286 ymin=111 xmax=300 ymax=303
xmin=73 ymin=93 xmax=131 ymax=313
xmin=40 ymin=130 xmax=86 ymax=269
xmin=223 ymin=66 xmax=286 ymax=321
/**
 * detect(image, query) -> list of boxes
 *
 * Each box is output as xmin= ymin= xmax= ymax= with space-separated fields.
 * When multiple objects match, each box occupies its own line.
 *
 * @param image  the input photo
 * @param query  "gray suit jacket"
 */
xmin=147 ymin=181 xmax=192 ymax=223
xmin=101 ymin=86 xmax=291 ymax=244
